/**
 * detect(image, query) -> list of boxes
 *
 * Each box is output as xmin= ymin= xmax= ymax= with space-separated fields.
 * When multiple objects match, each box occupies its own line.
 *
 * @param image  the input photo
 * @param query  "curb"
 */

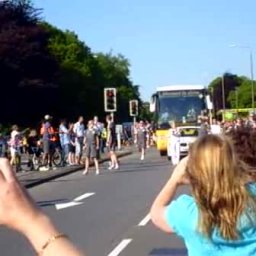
xmin=24 ymin=151 xmax=132 ymax=189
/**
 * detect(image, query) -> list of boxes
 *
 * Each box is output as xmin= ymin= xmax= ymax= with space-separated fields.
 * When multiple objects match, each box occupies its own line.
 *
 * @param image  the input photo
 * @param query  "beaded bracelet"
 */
xmin=39 ymin=233 xmax=68 ymax=255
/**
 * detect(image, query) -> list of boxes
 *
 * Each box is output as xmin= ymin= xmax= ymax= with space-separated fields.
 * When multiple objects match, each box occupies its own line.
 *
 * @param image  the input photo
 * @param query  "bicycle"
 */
xmin=30 ymin=145 xmax=62 ymax=170
xmin=29 ymin=146 xmax=43 ymax=171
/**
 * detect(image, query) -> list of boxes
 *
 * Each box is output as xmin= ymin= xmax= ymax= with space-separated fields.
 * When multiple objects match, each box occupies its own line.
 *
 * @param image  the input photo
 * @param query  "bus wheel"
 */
xmin=160 ymin=150 xmax=166 ymax=156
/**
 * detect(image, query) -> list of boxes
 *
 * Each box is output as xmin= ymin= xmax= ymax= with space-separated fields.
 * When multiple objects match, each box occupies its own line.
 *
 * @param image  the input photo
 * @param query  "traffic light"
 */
xmin=104 ymin=88 xmax=117 ymax=112
xmin=129 ymin=100 xmax=138 ymax=116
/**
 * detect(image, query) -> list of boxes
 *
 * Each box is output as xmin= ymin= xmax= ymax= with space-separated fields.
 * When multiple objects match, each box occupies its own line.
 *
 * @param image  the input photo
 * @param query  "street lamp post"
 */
xmin=230 ymin=44 xmax=255 ymax=111
xmin=235 ymin=88 xmax=239 ymax=116
xmin=250 ymin=50 xmax=254 ymax=111
xmin=222 ymin=74 xmax=226 ymax=121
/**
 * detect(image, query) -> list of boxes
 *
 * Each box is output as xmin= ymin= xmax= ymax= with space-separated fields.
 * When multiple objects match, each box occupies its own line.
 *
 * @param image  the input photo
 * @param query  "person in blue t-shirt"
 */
xmin=151 ymin=134 xmax=256 ymax=256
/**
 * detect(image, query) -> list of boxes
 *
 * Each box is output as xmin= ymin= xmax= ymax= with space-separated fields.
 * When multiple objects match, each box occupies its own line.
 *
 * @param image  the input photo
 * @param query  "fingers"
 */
xmin=0 ymin=158 xmax=16 ymax=182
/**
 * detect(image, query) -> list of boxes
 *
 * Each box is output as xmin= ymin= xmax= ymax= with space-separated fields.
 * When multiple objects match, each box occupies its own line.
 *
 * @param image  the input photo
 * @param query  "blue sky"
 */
xmin=34 ymin=0 xmax=256 ymax=101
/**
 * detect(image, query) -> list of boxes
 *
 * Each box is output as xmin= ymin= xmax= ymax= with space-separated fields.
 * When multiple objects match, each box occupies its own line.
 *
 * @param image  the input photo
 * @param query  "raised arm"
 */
xmin=150 ymin=156 xmax=189 ymax=233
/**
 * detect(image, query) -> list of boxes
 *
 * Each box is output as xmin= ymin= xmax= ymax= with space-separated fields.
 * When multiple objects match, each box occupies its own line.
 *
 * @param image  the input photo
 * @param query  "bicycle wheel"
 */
xmin=32 ymin=154 xmax=41 ymax=170
xmin=52 ymin=149 xmax=62 ymax=167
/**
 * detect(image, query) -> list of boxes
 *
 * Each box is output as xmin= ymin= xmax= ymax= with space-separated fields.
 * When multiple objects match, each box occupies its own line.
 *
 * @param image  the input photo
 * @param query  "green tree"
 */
xmin=42 ymin=22 xmax=96 ymax=119
xmin=139 ymin=102 xmax=153 ymax=121
xmin=228 ymin=77 xmax=254 ymax=108
xmin=43 ymin=24 xmax=142 ymax=122
xmin=0 ymin=0 xmax=59 ymax=124
xmin=208 ymin=73 xmax=241 ymax=113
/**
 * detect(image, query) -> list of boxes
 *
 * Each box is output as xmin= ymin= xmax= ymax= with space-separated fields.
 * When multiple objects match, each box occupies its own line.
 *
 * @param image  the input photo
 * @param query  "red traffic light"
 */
xmin=107 ymin=90 xmax=114 ymax=97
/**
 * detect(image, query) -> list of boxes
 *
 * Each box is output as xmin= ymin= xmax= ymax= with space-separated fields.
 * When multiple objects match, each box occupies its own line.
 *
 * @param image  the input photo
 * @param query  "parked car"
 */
xmin=167 ymin=126 xmax=200 ymax=165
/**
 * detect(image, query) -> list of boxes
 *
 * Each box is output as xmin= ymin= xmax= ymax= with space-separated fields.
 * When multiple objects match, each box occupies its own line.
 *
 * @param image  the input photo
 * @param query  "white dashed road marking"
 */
xmin=138 ymin=213 xmax=151 ymax=226
xmin=74 ymin=192 xmax=95 ymax=202
xmin=55 ymin=201 xmax=83 ymax=210
xmin=108 ymin=239 xmax=132 ymax=256
xmin=55 ymin=192 xmax=95 ymax=210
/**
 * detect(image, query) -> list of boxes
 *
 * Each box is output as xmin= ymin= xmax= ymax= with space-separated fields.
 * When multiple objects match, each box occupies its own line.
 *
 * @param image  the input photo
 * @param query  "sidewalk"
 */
xmin=17 ymin=149 xmax=133 ymax=188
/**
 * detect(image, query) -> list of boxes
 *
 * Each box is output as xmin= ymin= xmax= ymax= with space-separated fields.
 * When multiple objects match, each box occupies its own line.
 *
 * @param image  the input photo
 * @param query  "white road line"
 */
xmin=73 ymin=192 xmax=95 ymax=202
xmin=138 ymin=213 xmax=151 ymax=226
xmin=108 ymin=239 xmax=132 ymax=256
xmin=55 ymin=201 xmax=83 ymax=210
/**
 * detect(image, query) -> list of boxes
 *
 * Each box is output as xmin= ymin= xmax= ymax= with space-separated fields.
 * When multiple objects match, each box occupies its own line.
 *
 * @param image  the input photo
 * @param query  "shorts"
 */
xmin=43 ymin=140 xmax=50 ymax=154
xmin=137 ymin=139 xmax=146 ymax=150
xmin=85 ymin=145 xmax=97 ymax=158
xmin=69 ymin=144 xmax=75 ymax=153
xmin=107 ymin=141 xmax=116 ymax=152
xmin=28 ymin=146 xmax=41 ymax=157
xmin=43 ymin=140 xmax=54 ymax=154
xmin=75 ymin=137 xmax=84 ymax=157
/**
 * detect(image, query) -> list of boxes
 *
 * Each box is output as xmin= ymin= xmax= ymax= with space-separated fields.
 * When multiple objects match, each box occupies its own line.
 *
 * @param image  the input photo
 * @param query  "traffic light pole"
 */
xmin=133 ymin=116 xmax=136 ymax=126
xmin=111 ymin=112 xmax=114 ymax=122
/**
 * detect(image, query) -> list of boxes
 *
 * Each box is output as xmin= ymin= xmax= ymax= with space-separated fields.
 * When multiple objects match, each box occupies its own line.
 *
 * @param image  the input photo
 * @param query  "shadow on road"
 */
xmin=120 ymin=162 xmax=170 ymax=169
xmin=116 ymin=168 xmax=161 ymax=174
xmin=48 ymin=178 xmax=83 ymax=183
xmin=149 ymin=248 xmax=187 ymax=255
xmin=37 ymin=199 xmax=68 ymax=207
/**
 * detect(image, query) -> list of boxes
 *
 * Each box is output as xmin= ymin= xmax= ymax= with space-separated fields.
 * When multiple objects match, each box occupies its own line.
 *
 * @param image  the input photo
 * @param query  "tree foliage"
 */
xmin=0 ymin=0 xmax=142 ymax=125
xmin=0 ymin=0 xmax=59 ymax=124
xmin=208 ymin=73 xmax=240 ymax=112
xmin=44 ymin=23 xmax=141 ymax=122
xmin=228 ymin=77 xmax=254 ymax=108
xmin=209 ymin=73 xmax=256 ymax=112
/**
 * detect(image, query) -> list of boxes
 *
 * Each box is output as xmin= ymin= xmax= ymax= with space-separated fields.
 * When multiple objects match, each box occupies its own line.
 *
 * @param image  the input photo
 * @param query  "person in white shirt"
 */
xmin=210 ymin=119 xmax=221 ymax=135
xmin=169 ymin=121 xmax=180 ymax=165
xmin=73 ymin=116 xmax=85 ymax=165
xmin=10 ymin=125 xmax=21 ymax=166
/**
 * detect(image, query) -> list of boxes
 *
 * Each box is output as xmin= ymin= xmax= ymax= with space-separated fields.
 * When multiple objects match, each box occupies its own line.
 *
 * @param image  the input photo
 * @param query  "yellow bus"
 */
xmin=150 ymin=85 xmax=211 ymax=156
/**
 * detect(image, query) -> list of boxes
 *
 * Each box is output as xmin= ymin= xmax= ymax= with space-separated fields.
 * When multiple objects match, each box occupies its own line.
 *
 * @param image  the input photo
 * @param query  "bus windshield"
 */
xmin=157 ymin=90 xmax=205 ymax=128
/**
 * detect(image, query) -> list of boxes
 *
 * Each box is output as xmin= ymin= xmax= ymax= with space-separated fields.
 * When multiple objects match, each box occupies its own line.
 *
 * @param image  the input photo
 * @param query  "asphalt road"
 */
xmin=0 ymin=148 xmax=189 ymax=256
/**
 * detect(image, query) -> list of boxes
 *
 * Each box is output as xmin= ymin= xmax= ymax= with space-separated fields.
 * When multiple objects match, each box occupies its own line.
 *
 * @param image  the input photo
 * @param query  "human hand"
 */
xmin=171 ymin=156 xmax=190 ymax=185
xmin=0 ymin=158 xmax=42 ymax=233
xmin=0 ymin=158 xmax=85 ymax=255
